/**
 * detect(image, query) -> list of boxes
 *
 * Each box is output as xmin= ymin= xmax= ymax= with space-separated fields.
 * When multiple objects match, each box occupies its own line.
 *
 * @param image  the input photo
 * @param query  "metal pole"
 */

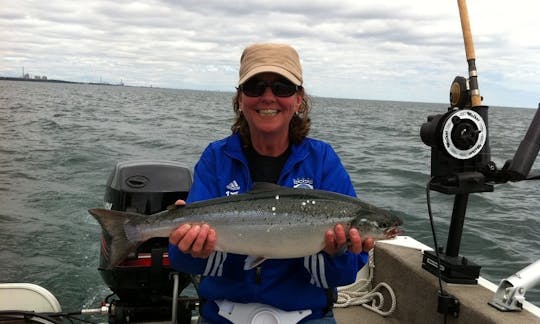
xmin=171 ymin=273 xmax=179 ymax=324
xmin=445 ymin=193 xmax=469 ymax=257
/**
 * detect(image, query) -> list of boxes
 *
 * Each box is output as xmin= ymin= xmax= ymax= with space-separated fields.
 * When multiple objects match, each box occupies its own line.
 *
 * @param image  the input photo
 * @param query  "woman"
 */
xmin=169 ymin=43 xmax=374 ymax=323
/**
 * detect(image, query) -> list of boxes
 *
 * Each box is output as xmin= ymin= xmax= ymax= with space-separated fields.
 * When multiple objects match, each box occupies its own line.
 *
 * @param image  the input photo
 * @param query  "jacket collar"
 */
xmin=224 ymin=133 xmax=310 ymax=167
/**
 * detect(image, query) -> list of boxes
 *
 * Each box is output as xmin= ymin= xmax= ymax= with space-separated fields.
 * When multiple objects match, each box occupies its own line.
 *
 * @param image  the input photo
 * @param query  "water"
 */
xmin=1 ymin=80 xmax=539 ymax=313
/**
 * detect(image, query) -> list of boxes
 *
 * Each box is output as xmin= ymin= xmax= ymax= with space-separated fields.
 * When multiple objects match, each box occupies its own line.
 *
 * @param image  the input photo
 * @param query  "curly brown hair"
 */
xmin=231 ymin=89 xmax=312 ymax=148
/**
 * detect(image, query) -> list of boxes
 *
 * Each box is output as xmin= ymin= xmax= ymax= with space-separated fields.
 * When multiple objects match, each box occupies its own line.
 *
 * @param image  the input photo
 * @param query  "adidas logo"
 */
xmin=225 ymin=180 xmax=240 ymax=195
xmin=226 ymin=180 xmax=240 ymax=191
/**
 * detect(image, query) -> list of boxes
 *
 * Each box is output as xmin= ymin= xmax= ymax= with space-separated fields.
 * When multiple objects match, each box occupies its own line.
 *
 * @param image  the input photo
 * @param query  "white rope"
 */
xmin=333 ymin=250 xmax=397 ymax=317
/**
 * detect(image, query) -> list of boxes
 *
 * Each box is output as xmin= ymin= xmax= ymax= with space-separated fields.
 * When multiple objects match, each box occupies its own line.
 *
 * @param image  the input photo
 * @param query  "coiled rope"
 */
xmin=334 ymin=250 xmax=397 ymax=317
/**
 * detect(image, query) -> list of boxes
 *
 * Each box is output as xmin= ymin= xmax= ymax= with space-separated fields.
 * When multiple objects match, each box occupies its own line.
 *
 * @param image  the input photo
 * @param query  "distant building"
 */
xmin=19 ymin=70 xmax=48 ymax=80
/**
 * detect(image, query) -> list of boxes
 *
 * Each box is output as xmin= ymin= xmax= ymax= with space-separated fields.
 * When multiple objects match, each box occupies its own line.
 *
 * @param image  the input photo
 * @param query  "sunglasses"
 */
xmin=239 ymin=78 xmax=301 ymax=97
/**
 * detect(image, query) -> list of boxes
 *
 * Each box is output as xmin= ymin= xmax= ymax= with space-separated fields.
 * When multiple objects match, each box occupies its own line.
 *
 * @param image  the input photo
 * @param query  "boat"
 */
xmin=1 ymin=155 xmax=539 ymax=323
xmin=2 ymin=92 xmax=540 ymax=323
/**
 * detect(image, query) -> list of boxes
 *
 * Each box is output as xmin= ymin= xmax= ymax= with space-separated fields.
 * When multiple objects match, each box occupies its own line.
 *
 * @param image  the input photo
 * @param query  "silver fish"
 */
xmin=89 ymin=183 xmax=402 ymax=269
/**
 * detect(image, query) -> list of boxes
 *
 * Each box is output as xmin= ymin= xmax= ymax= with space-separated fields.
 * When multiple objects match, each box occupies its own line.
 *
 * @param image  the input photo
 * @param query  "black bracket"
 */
xmin=422 ymin=250 xmax=481 ymax=285
xmin=438 ymin=292 xmax=461 ymax=318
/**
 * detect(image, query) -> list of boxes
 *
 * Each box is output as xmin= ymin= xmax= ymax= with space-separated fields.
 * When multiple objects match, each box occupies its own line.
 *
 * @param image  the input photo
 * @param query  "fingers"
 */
xmin=178 ymin=224 xmax=200 ymax=253
xmin=349 ymin=227 xmax=375 ymax=254
xmin=191 ymin=224 xmax=216 ymax=258
xmin=363 ymin=236 xmax=375 ymax=251
xmin=348 ymin=227 xmax=363 ymax=254
xmin=169 ymin=223 xmax=191 ymax=245
xmin=323 ymin=224 xmax=346 ymax=255
xmin=169 ymin=223 xmax=216 ymax=258
xmin=323 ymin=229 xmax=336 ymax=254
xmin=323 ymin=224 xmax=375 ymax=256
xmin=205 ymin=228 xmax=217 ymax=255
xmin=175 ymin=199 xmax=186 ymax=206
xmin=190 ymin=224 xmax=207 ymax=252
xmin=333 ymin=224 xmax=347 ymax=246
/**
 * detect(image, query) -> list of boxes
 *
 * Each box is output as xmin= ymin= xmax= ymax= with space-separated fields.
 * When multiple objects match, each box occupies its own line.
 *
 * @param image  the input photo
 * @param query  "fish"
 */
xmin=89 ymin=183 xmax=402 ymax=269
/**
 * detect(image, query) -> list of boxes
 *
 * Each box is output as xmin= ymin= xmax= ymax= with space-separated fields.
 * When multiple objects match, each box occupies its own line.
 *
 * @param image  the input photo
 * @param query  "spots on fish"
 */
xmin=275 ymin=195 xmax=280 ymax=200
xmin=272 ymin=206 xmax=276 ymax=211
xmin=299 ymin=199 xmax=317 ymax=208
xmin=358 ymin=218 xmax=379 ymax=227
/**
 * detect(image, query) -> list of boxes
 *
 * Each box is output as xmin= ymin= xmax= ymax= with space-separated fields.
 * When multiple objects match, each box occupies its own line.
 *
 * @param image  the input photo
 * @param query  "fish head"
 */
xmin=350 ymin=207 xmax=403 ymax=240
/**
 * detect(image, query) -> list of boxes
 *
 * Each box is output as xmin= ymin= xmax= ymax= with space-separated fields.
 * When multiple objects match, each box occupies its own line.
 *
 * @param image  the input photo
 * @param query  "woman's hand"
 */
xmin=168 ymin=199 xmax=217 ymax=258
xmin=323 ymin=224 xmax=374 ymax=256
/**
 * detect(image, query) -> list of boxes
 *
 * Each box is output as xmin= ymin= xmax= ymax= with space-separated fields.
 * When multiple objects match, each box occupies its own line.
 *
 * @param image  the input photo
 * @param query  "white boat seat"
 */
xmin=0 ymin=283 xmax=62 ymax=312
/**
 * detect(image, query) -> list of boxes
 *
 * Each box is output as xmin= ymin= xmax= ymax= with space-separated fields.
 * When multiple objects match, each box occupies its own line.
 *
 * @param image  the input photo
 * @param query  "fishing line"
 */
xmin=0 ymin=310 xmax=99 ymax=324
xmin=426 ymin=177 xmax=454 ymax=324
xmin=0 ymin=310 xmax=62 ymax=324
xmin=425 ymin=177 xmax=444 ymax=294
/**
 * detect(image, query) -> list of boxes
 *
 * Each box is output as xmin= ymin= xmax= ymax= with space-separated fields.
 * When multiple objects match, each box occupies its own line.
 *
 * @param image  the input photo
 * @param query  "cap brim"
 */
xmin=238 ymin=66 xmax=302 ymax=86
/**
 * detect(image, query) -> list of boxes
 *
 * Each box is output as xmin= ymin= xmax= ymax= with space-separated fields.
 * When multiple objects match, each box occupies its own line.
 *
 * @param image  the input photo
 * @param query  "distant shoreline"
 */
xmin=0 ymin=76 xmax=124 ymax=86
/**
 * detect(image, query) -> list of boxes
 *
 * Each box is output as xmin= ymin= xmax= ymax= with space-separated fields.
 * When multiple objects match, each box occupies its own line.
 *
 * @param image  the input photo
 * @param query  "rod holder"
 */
xmin=489 ymin=259 xmax=540 ymax=311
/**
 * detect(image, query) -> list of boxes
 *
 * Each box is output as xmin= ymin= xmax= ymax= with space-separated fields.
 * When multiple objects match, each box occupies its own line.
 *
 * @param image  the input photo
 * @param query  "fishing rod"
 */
xmin=457 ymin=0 xmax=482 ymax=108
xmin=420 ymin=0 xmax=491 ymax=289
xmin=419 ymin=0 xmax=540 ymax=313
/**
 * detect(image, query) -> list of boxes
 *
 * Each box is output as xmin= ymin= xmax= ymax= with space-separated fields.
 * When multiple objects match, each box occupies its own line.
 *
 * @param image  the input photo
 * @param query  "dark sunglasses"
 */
xmin=239 ymin=78 xmax=301 ymax=97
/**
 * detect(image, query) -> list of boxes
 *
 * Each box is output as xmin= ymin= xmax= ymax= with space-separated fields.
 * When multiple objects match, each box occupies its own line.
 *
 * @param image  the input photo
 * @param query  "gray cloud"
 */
xmin=1 ymin=0 xmax=539 ymax=107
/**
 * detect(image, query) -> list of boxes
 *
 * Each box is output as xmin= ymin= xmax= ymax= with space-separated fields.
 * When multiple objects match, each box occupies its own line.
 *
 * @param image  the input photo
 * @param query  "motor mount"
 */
xmin=98 ymin=160 xmax=194 ymax=323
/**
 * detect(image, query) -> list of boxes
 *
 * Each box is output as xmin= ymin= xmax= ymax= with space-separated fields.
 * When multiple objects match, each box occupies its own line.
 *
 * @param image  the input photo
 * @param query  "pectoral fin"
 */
xmin=244 ymin=255 xmax=267 ymax=270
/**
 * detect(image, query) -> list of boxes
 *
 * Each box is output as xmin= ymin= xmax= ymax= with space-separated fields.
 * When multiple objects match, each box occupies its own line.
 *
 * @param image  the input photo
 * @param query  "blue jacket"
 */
xmin=169 ymin=133 xmax=368 ymax=323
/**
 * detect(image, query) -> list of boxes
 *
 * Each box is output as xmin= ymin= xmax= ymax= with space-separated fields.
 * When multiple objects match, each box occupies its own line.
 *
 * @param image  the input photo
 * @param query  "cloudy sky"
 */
xmin=1 ymin=0 xmax=539 ymax=108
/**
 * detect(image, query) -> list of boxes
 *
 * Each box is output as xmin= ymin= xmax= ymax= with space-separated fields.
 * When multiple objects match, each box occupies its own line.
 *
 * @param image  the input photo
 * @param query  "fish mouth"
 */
xmin=384 ymin=226 xmax=403 ymax=239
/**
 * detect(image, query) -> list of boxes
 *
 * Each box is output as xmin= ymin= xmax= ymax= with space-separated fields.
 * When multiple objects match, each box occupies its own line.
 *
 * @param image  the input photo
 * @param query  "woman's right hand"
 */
xmin=169 ymin=222 xmax=217 ymax=258
xmin=169 ymin=200 xmax=216 ymax=258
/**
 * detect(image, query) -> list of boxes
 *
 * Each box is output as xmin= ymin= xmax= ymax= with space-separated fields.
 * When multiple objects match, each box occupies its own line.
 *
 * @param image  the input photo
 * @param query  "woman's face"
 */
xmin=238 ymin=72 xmax=303 ymax=138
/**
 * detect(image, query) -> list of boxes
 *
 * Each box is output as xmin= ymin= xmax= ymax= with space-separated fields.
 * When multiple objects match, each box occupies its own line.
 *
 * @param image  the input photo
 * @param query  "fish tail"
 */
xmin=88 ymin=208 xmax=142 ymax=268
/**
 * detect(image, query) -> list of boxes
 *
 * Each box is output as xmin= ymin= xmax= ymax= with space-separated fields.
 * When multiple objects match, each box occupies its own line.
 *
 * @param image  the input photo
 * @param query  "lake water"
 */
xmin=1 ymin=80 xmax=538 ymax=312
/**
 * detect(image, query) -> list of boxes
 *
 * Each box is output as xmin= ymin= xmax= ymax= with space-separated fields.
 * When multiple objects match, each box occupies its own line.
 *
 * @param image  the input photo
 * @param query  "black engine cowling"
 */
xmin=98 ymin=160 xmax=194 ymax=321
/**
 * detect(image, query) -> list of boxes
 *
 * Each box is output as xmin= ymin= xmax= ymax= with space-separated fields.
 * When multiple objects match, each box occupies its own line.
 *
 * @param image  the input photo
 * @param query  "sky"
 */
xmin=1 ymin=0 xmax=539 ymax=108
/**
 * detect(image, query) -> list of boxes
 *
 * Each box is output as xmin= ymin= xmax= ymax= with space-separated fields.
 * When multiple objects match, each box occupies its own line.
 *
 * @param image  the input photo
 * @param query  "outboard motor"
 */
xmin=98 ymin=160 xmax=194 ymax=323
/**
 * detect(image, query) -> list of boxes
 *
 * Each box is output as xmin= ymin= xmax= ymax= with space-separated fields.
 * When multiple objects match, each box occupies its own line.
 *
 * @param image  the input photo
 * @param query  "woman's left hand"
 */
xmin=323 ymin=224 xmax=374 ymax=256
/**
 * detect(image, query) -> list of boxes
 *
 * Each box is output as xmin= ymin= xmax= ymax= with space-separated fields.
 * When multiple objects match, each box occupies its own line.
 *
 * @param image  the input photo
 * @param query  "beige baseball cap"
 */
xmin=238 ymin=43 xmax=303 ymax=86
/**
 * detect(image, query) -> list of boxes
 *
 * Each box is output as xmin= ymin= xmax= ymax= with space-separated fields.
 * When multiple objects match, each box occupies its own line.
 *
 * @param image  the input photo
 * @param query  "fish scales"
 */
xmin=89 ymin=183 xmax=402 ymax=268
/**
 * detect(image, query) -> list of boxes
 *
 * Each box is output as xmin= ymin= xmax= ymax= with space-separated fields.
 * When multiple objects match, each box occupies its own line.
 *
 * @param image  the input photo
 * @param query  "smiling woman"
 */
xmin=167 ymin=43 xmax=373 ymax=323
xmin=232 ymin=43 xmax=311 ymax=156
xmin=235 ymin=72 xmax=304 ymax=156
